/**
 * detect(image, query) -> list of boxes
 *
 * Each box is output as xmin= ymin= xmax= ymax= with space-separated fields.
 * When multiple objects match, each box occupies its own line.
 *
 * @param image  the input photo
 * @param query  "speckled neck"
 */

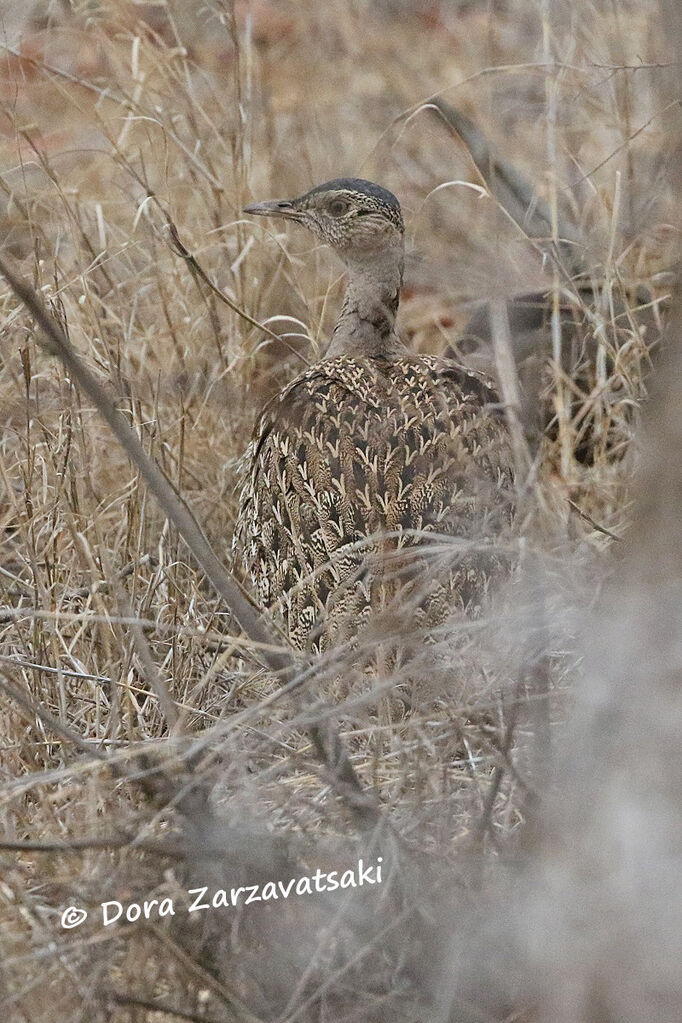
xmin=325 ymin=239 xmax=406 ymax=360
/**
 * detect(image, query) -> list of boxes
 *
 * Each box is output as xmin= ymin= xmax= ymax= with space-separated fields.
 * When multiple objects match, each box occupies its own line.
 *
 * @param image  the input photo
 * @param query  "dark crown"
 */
xmin=303 ymin=178 xmax=401 ymax=212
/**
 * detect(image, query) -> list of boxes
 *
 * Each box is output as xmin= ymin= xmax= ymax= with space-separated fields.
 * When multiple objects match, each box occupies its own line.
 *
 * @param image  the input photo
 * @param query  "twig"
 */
xmin=165 ymin=217 xmax=310 ymax=364
xmin=474 ymin=683 xmax=522 ymax=848
xmin=110 ymin=146 xmax=311 ymax=364
xmin=567 ymin=498 xmax=624 ymax=542
xmin=142 ymin=923 xmax=267 ymax=1023
xmin=429 ymin=95 xmax=582 ymax=268
xmin=0 ymin=834 xmax=184 ymax=857
xmin=0 ymin=670 xmax=107 ymax=761
xmin=105 ymin=991 xmax=232 ymax=1023
xmin=489 ymin=298 xmax=533 ymax=482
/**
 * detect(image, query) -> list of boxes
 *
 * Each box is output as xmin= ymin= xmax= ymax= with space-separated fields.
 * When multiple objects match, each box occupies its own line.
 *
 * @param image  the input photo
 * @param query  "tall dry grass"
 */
xmin=0 ymin=1 xmax=679 ymax=1020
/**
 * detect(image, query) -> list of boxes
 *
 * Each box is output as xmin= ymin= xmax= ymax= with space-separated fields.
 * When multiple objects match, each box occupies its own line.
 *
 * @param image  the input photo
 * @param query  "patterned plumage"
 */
xmin=235 ymin=178 xmax=513 ymax=654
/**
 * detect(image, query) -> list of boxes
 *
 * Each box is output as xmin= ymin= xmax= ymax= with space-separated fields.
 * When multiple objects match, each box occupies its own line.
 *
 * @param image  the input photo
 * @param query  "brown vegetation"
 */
xmin=0 ymin=2 xmax=679 ymax=1021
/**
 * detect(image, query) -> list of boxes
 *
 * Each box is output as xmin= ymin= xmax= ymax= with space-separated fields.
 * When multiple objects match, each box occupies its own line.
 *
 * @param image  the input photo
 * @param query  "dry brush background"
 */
xmin=0 ymin=1 xmax=680 ymax=1021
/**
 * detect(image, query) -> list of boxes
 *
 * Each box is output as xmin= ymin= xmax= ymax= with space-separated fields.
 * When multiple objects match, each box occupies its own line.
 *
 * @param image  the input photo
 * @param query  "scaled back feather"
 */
xmin=235 ymin=178 xmax=513 ymax=655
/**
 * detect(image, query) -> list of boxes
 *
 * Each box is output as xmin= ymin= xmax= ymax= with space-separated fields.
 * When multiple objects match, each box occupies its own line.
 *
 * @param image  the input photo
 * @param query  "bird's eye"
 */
xmin=328 ymin=199 xmax=349 ymax=217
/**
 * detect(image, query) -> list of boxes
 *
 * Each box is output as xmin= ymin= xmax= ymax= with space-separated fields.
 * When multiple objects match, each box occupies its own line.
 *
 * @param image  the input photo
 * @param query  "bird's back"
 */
xmin=234 ymin=354 xmax=513 ymax=653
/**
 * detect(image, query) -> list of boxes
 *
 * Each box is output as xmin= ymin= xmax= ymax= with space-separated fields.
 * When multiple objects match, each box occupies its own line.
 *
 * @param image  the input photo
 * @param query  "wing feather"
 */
xmin=234 ymin=356 xmax=513 ymax=651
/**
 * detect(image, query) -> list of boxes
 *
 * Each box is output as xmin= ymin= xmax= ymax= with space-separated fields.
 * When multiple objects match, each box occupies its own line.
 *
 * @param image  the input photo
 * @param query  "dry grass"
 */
xmin=0 ymin=1 xmax=679 ymax=1021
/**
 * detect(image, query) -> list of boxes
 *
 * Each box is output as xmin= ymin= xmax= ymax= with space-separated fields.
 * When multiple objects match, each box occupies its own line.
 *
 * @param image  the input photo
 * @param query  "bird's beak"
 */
xmin=243 ymin=198 xmax=303 ymax=223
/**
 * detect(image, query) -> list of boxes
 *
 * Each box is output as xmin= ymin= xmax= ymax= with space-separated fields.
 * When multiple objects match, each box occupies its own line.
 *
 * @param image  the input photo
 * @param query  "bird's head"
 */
xmin=244 ymin=177 xmax=404 ymax=263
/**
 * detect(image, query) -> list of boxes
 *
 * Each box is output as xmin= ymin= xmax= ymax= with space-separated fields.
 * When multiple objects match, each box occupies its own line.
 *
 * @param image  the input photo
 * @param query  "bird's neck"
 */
xmin=325 ymin=244 xmax=405 ymax=360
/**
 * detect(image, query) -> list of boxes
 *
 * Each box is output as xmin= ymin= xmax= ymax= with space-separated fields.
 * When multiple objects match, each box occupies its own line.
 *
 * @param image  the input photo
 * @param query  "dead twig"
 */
xmin=105 ymin=991 xmax=231 ymax=1023
xmin=165 ymin=217 xmax=309 ymax=365
xmin=429 ymin=95 xmax=582 ymax=268
xmin=489 ymin=298 xmax=534 ymax=483
xmin=567 ymin=498 xmax=624 ymax=542
xmin=0 ymin=669 xmax=107 ymax=761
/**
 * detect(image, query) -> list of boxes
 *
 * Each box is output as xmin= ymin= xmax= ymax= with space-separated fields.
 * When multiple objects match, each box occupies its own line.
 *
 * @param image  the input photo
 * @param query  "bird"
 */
xmin=234 ymin=178 xmax=513 ymax=658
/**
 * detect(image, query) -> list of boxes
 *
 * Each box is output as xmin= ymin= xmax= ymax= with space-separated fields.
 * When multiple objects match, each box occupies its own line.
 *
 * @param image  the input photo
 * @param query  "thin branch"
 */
xmin=110 ymin=140 xmax=311 ymax=363
xmin=0 ymin=833 xmax=184 ymax=858
xmin=105 ymin=991 xmax=234 ymax=1023
xmin=165 ymin=217 xmax=310 ymax=365
xmin=142 ymin=923 xmax=268 ymax=1023
xmin=474 ymin=682 xmax=523 ymax=848
xmin=567 ymin=498 xmax=624 ymax=542
xmin=489 ymin=298 xmax=533 ymax=482
xmin=429 ymin=95 xmax=582 ymax=268
xmin=0 ymin=670 xmax=107 ymax=761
